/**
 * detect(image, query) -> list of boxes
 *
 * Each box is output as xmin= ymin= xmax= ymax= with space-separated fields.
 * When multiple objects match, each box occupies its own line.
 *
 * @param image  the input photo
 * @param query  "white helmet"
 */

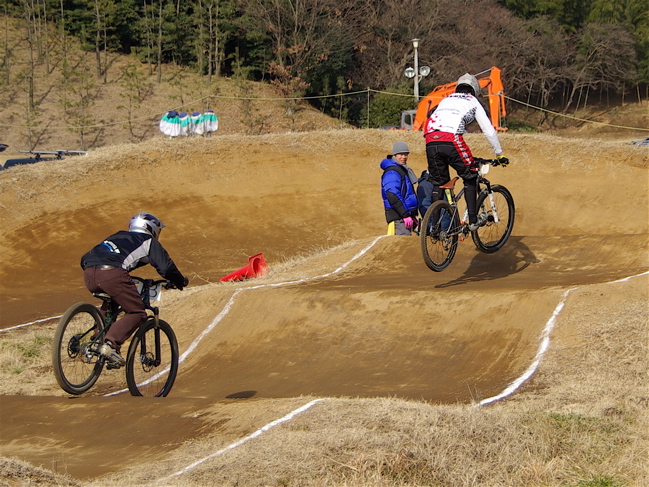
xmin=129 ymin=212 xmax=166 ymax=239
xmin=456 ymin=73 xmax=481 ymax=97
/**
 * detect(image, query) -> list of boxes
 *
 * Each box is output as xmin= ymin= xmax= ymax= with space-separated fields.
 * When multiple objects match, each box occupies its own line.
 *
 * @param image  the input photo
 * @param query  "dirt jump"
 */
xmin=0 ymin=129 xmax=647 ymax=484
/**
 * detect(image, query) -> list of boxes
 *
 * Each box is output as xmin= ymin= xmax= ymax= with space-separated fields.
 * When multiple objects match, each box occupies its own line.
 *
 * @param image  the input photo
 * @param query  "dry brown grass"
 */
xmin=0 ymin=326 xmax=63 ymax=396
xmin=0 ymin=457 xmax=79 ymax=486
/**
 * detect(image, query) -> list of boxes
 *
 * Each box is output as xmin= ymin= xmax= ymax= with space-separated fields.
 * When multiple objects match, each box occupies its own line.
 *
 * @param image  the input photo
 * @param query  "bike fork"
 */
xmin=487 ymin=191 xmax=500 ymax=223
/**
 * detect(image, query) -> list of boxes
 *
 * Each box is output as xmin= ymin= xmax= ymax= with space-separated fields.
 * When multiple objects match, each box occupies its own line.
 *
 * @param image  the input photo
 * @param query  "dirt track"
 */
xmin=0 ymin=129 xmax=647 ymax=482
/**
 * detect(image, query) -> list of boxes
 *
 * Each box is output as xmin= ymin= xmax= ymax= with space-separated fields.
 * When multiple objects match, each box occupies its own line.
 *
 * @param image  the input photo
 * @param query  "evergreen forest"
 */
xmin=2 ymin=0 xmax=648 ymax=129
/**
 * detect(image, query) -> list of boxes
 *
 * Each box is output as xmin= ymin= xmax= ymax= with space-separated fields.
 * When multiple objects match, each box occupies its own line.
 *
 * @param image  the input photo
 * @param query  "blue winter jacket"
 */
xmin=380 ymin=158 xmax=418 ymax=223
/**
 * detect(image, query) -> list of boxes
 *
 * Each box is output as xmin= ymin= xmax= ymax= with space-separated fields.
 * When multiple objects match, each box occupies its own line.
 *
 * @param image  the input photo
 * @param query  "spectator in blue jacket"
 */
xmin=380 ymin=142 xmax=419 ymax=235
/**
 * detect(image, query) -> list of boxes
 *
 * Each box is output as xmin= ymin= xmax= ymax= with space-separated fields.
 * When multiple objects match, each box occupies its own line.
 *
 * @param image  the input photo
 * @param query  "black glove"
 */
xmin=496 ymin=155 xmax=509 ymax=166
xmin=176 ymin=276 xmax=189 ymax=290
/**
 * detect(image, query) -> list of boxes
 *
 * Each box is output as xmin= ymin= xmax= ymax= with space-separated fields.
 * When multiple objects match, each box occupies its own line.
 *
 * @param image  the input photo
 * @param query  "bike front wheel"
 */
xmin=126 ymin=318 xmax=179 ymax=397
xmin=420 ymin=200 xmax=460 ymax=272
xmin=52 ymin=303 xmax=105 ymax=395
xmin=472 ymin=185 xmax=515 ymax=253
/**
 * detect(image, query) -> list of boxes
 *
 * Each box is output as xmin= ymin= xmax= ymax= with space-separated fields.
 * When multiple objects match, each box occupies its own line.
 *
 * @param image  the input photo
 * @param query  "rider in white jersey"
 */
xmin=423 ymin=73 xmax=508 ymax=230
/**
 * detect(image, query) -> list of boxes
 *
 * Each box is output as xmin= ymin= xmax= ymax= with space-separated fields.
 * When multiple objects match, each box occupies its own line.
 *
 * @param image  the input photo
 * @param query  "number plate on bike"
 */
xmin=135 ymin=282 xmax=163 ymax=302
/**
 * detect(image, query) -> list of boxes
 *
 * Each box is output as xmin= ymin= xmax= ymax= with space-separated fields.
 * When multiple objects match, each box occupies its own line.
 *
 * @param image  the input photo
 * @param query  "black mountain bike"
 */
xmin=420 ymin=158 xmax=515 ymax=271
xmin=52 ymin=276 xmax=179 ymax=397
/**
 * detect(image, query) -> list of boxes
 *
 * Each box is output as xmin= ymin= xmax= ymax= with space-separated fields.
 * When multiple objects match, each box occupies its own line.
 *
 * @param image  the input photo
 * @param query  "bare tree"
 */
xmin=243 ymin=0 xmax=353 ymax=93
xmin=117 ymin=64 xmax=151 ymax=142
xmin=59 ymin=55 xmax=98 ymax=150
xmin=157 ymin=0 xmax=164 ymax=82
xmin=563 ymin=22 xmax=637 ymax=110
xmin=206 ymin=0 xmax=221 ymax=82
xmin=20 ymin=0 xmax=36 ymax=109
xmin=2 ymin=7 xmax=11 ymax=85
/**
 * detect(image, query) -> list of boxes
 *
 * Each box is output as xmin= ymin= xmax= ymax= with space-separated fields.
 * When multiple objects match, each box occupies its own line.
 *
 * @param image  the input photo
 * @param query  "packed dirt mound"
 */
xmin=1 ymin=129 xmax=646 ymax=326
xmin=0 ymin=129 xmax=647 ymax=483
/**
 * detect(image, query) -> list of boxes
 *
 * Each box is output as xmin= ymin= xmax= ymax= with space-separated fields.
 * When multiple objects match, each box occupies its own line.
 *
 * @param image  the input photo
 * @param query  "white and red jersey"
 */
xmin=424 ymin=93 xmax=502 ymax=156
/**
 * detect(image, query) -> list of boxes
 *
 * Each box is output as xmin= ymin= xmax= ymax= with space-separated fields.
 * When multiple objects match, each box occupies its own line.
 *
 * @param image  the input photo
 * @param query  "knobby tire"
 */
xmin=52 ymin=303 xmax=105 ymax=395
xmin=472 ymin=185 xmax=515 ymax=253
xmin=420 ymin=200 xmax=460 ymax=272
xmin=126 ymin=318 xmax=179 ymax=397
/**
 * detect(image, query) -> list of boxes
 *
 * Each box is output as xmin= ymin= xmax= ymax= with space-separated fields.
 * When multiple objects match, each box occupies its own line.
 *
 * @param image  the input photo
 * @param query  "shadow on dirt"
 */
xmin=436 ymin=237 xmax=540 ymax=288
xmin=226 ymin=390 xmax=257 ymax=399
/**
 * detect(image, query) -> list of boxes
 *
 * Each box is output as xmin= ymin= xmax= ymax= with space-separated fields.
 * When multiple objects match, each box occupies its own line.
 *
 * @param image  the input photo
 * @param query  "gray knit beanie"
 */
xmin=392 ymin=141 xmax=410 ymax=155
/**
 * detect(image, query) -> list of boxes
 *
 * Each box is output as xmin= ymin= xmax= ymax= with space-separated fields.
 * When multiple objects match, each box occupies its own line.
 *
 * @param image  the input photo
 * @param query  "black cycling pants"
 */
xmin=426 ymin=141 xmax=478 ymax=224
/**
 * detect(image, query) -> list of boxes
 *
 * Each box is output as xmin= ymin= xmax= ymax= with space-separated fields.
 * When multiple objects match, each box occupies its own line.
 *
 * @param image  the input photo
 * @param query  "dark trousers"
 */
xmin=83 ymin=267 xmax=147 ymax=349
xmin=426 ymin=141 xmax=479 ymax=224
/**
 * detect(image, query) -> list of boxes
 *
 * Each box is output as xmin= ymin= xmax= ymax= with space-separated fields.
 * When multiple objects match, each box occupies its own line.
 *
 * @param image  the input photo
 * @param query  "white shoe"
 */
xmin=100 ymin=341 xmax=125 ymax=367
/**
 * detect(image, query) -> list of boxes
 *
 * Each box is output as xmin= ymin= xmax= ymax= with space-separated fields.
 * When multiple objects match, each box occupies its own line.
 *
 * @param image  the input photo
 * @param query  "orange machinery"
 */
xmin=412 ymin=66 xmax=507 ymax=132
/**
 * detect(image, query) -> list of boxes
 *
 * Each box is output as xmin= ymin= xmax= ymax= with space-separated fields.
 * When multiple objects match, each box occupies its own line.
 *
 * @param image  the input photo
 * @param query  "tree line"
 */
xmin=3 ymin=0 xmax=648 ymax=128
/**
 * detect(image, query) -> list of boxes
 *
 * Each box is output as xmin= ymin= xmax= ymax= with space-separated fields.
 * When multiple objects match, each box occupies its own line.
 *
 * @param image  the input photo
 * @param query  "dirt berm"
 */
xmin=0 ymin=129 xmax=647 ymax=482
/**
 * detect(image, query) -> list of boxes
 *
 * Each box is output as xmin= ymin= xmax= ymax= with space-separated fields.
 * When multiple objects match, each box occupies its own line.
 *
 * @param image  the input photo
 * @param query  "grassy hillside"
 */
xmin=0 ymin=14 xmax=345 ymax=162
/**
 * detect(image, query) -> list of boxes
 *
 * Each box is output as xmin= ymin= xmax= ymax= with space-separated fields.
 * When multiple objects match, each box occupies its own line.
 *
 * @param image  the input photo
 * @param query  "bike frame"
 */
xmin=420 ymin=157 xmax=513 ymax=272
xmin=84 ymin=277 xmax=163 ymax=357
xmin=442 ymin=168 xmax=502 ymax=231
xmin=53 ymin=276 xmax=178 ymax=396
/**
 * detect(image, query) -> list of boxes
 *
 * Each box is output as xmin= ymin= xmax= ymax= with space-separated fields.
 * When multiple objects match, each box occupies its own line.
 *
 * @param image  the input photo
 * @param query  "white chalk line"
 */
xmin=152 ymin=266 xmax=648 ymax=481
xmin=476 ymin=269 xmax=649 ymax=407
xmin=0 ymin=314 xmax=62 ymax=332
xmin=179 ymin=235 xmax=385 ymax=365
xmin=155 ymin=398 xmax=326 ymax=484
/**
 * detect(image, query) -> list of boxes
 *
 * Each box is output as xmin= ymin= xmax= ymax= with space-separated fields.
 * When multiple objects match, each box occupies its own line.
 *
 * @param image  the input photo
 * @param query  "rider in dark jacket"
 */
xmin=80 ymin=212 xmax=188 ymax=367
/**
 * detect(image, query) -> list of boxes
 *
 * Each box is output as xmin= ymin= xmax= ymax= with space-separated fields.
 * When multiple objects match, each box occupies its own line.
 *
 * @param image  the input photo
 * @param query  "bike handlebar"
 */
xmin=474 ymin=157 xmax=509 ymax=167
xmin=131 ymin=276 xmax=176 ymax=289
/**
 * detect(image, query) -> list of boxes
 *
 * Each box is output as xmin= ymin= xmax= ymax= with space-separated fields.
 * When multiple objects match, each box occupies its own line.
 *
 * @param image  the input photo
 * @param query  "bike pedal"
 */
xmin=105 ymin=363 xmax=123 ymax=370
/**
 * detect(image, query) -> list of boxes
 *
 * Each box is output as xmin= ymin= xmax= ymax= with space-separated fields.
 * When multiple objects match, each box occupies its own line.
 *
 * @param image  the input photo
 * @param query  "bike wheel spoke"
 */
xmin=472 ymin=185 xmax=515 ymax=253
xmin=126 ymin=320 xmax=178 ymax=397
xmin=420 ymin=201 xmax=459 ymax=271
xmin=52 ymin=304 xmax=104 ymax=394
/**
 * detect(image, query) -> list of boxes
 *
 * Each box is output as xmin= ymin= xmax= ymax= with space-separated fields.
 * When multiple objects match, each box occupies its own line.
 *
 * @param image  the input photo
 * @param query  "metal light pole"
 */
xmin=412 ymin=38 xmax=420 ymax=101
xmin=404 ymin=39 xmax=430 ymax=102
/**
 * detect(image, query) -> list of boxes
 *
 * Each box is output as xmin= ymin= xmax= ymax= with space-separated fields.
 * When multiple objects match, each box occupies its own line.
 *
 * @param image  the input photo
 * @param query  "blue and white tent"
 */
xmin=179 ymin=112 xmax=191 ymax=136
xmin=190 ymin=111 xmax=204 ymax=135
xmin=160 ymin=110 xmax=182 ymax=137
xmin=202 ymin=110 xmax=219 ymax=135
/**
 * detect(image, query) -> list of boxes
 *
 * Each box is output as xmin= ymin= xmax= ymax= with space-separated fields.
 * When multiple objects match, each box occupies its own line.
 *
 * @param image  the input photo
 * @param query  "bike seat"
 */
xmin=439 ymin=177 xmax=460 ymax=190
xmin=93 ymin=292 xmax=112 ymax=301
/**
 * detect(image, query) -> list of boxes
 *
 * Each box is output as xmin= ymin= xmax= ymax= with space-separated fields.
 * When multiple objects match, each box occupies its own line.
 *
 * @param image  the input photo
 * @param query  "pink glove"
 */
xmin=403 ymin=217 xmax=414 ymax=229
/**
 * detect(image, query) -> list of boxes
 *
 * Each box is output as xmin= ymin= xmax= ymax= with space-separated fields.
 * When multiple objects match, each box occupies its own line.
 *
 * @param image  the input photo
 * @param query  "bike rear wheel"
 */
xmin=52 ymin=303 xmax=105 ymax=395
xmin=472 ymin=185 xmax=515 ymax=253
xmin=420 ymin=200 xmax=460 ymax=272
xmin=126 ymin=318 xmax=178 ymax=397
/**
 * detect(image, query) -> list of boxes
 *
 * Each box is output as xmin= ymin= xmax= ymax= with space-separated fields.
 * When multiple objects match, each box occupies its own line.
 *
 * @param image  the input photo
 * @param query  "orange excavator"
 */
xmin=406 ymin=66 xmax=507 ymax=132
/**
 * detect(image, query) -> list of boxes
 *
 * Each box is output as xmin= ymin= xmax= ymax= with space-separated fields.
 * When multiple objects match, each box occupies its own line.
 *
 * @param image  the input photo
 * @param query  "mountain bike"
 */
xmin=52 ymin=276 xmax=179 ymax=397
xmin=420 ymin=158 xmax=515 ymax=272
